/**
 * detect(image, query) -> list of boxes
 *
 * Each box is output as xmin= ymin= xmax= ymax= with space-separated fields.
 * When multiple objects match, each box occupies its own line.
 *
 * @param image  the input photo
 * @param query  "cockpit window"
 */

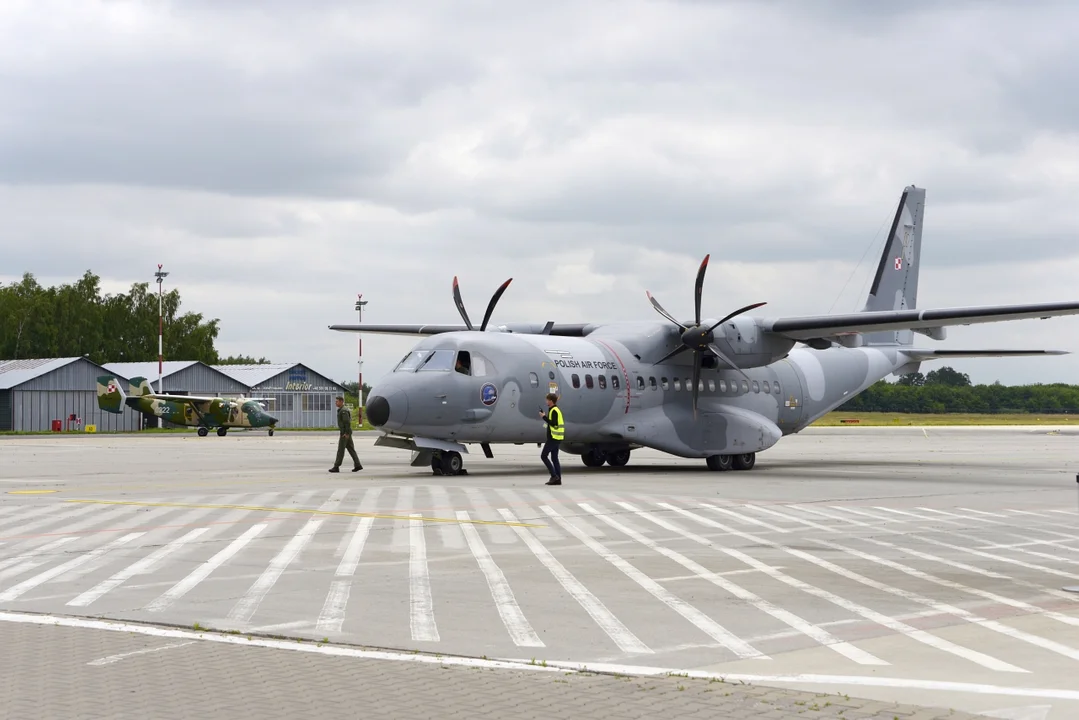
xmin=394 ymin=349 xmax=457 ymax=372
xmin=455 ymin=351 xmax=471 ymax=375
xmin=416 ymin=349 xmax=456 ymax=371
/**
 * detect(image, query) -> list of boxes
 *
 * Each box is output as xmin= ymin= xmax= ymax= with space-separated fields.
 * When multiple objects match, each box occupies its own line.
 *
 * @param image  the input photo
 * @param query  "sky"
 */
xmin=2 ymin=0 xmax=1079 ymax=388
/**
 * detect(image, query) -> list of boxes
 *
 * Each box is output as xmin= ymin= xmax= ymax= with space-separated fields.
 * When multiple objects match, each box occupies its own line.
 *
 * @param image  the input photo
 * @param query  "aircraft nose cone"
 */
xmin=366 ymin=395 xmax=391 ymax=427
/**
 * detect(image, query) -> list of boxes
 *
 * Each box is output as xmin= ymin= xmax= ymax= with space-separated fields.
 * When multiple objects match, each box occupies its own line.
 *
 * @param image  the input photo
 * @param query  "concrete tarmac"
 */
xmin=1 ymin=426 xmax=1078 ymax=719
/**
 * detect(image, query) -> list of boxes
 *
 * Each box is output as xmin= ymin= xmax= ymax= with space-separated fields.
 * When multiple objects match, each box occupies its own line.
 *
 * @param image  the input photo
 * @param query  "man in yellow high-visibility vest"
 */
xmin=538 ymin=393 xmax=564 ymax=485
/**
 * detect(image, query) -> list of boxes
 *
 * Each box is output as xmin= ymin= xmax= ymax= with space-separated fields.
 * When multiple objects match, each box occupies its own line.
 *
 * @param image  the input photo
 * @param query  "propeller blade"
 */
xmin=479 ymin=278 xmax=513 ymax=331
xmin=706 ymin=301 xmax=768 ymax=333
xmin=452 ymin=276 xmax=474 ymax=331
xmin=653 ymin=344 xmax=689 ymax=365
xmin=691 ymin=352 xmax=702 ymax=419
xmin=708 ymin=343 xmax=750 ymax=382
xmin=693 ymin=254 xmax=709 ymax=327
xmin=646 ymin=291 xmax=686 ymax=329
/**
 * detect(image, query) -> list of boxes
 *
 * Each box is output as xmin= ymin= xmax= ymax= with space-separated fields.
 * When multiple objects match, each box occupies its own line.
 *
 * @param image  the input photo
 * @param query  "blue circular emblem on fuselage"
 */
xmin=481 ymin=383 xmax=498 ymax=406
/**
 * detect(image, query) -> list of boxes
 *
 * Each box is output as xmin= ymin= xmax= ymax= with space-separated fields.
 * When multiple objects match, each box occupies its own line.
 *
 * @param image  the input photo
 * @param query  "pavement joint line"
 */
xmin=2 ymin=609 xmax=1079 ymax=705
xmin=61 ymin=498 xmax=545 ymax=528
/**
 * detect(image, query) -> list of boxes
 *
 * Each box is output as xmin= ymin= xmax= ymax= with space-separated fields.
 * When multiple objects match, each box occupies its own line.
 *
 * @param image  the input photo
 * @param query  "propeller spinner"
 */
xmin=645 ymin=254 xmax=766 ymax=417
xmin=452 ymin=276 xmax=513 ymax=332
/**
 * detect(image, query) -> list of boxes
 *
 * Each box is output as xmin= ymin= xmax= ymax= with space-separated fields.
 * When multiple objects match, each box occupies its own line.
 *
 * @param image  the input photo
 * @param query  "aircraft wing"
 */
xmin=150 ymin=393 xmax=220 ymax=403
xmin=901 ymin=349 xmax=1069 ymax=360
xmin=328 ymin=323 xmax=591 ymax=336
xmin=764 ymin=301 xmax=1079 ymax=341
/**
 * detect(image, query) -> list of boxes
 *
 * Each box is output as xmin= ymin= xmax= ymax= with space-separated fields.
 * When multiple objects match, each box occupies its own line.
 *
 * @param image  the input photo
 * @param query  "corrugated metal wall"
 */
xmin=11 ymin=358 xmax=142 ymax=433
xmin=158 ymin=364 xmax=250 ymax=395
xmin=251 ymin=365 xmax=343 ymax=429
xmin=12 ymin=390 xmax=142 ymax=432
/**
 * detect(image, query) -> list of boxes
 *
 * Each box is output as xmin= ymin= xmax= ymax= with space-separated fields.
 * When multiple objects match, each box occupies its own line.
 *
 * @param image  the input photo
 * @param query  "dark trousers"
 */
xmin=541 ymin=439 xmax=561 ymax=479
xmin=335 ymin=433 xmax=361 ymax=468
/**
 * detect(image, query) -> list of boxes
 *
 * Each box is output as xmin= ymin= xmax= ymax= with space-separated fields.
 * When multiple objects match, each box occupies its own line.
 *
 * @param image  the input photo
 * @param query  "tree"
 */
xmin=218 ymin=355 xmax=271 ymax=364
xmin=341 ymin=381 xmax=371 ymax=404
xmin=896 ymin=372 xmax=925 ymax=386
xmin=925 ymin=366 xmax=971 ymax=387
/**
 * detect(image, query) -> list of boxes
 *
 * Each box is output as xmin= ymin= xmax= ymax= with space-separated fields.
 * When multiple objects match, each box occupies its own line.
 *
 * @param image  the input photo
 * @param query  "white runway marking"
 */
xmin=541 ymin=504 xmax=767 ymax=661
xmin=145 ymin=524 xmax=267 ymax=612
xmin=0 ymin=532 xmax=143 ymax=602
xmin=498 ymin=506 xmax=650 ymax=655
xmin=68 ymin=528 xmax=210 ymax=608
xmin=88 ymin=641 xmax=197 ymax=666
xmin=660 ymin=503 xmax=1028 ymax=673
xmin=317 ymin=515 xmax=374 ymax=633
xmin=409 ymin=513 xmax=438 ymax=642
xmin=228 ymin=518 xmax=324 ymax=624
xmin=457 ymin=510 xmax=542 ymax=648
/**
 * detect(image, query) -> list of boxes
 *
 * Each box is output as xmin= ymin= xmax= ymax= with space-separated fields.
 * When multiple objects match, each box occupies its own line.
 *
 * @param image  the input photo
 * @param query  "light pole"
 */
xmin=154 ymin=264 xmax=168 ymax=395
xmin=355 ymin=294 xmax=367 ymax=411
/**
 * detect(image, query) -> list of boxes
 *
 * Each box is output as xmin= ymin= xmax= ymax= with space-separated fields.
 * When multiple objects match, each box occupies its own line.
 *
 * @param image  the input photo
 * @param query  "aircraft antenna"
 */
xmin=826 ymin=209 xmax=889 ymax=314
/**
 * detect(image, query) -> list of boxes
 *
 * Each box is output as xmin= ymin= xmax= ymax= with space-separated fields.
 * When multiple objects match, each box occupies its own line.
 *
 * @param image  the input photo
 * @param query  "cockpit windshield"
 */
xmin=393 ymin=349 xmax=457 ymax=373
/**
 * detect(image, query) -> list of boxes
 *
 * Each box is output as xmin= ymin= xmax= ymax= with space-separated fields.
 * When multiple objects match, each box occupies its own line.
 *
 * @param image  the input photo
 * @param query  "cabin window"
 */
xmin=529 ymin=372 xmax=539 ymax=388
xmin=611 ymin=375 xmax=620 ymax=389
xmin=752 ymin=381 xmax=759 ymax=393
xmin=585 ymin=374 xmax=594 ymax=389
xmin=708 ymin=380 xmax=715 ymax=392
xmin=572 ymin=374 xmax=581 ymax=389
xmin=741 ymin=380 xmax=749 ymax=392
xmin=775 ymin=383 xmax=781 ymax=394
xmin=598 ymin=375 xmax=607 ymax=389
xmin=549 ymin=371 xmax=556 ymax=380
xmin=649 ymin=377 xmax=657 ymax=390
xmin=661 ymin=377 xmax=669 ymax=390
xmin=637 ymin=376 xmax=645 ymax=389
xmin=719 ymin=380 xmax=727 ymax=392
xmin=673 ymin=379 xmax=681 ymax=391
xmin=762 ymin=380 xmax=770 ymax=393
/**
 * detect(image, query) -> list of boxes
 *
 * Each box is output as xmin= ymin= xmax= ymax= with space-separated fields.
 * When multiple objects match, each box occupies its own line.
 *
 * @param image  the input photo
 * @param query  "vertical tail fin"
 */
xmin=127 ymin=376 xmax=155 ymax=397
xmin=96 ymin=376 xmax=127 ymax=414
xmin=862 ymin=185 xmax=925 ymax=346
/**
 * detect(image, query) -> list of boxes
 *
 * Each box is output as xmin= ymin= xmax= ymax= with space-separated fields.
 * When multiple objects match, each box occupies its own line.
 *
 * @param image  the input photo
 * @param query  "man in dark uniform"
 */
xmin=329 ymin=395 xmax=362 ymax=473
xmin=538 ymin=393 xmax=564 ymax=485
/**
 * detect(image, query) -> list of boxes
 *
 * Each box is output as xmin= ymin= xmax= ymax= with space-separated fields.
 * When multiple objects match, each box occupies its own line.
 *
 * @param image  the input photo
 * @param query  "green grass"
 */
xmin=813 ymin=411 xmax=1079 ymax=426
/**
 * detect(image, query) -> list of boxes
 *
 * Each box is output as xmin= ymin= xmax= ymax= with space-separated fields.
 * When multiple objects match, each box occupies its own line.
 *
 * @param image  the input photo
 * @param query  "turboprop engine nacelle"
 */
xmin=708 ymin=316 xmax=797 ymax=370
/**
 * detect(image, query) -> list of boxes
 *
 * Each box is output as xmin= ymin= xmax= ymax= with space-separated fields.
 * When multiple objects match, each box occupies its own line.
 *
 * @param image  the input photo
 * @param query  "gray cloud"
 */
xmin=2 ymin=0 xmax=1079 ymax=387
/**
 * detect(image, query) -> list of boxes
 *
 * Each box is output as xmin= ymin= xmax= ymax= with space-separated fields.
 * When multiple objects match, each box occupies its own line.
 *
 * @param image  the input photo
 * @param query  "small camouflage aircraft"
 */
xmin=330 ymin=185 xmax=1079 ymax=476
xmin=96 ymin=375 xmax=278 ymax=436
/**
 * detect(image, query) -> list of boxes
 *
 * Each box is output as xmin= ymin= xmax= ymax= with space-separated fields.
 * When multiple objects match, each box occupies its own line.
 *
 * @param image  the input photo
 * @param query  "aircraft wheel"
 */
xmin=732 ymin=452 xmax=755 ymax=471
xmin=268 ymin=429 xmax=274 ymax=436
xmin=197 ymin=427 xmax=208 ymax=437
xmin=440 ymin=451 xmax=463 ymax=476
xmin=706 ymin=454 xmax=733 ymax=471
xmin=581 ymin=449 xmax=606 ymax=467
xmin=217 ymin=427 xmax=228 ymax=437
xmin=606 ymin=449 xmax=630 ymax=467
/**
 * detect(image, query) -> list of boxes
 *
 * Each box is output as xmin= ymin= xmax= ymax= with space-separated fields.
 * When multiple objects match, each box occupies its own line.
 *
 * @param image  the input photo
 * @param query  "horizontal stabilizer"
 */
xmin=902 ymin=349 xmax=1069 ymax=361
xmin=767 ymin=301 xmax=1079 ymax=341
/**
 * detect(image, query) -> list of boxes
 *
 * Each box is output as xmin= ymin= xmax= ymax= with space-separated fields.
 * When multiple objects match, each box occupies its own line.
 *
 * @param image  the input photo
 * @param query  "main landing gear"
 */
xmin=580 ymin=446 xmax=632 ymax=468
xmin=706 ymin=452 xmax=755 ymax=471
xmin=196 ymin=427 xmax=228 ymax=437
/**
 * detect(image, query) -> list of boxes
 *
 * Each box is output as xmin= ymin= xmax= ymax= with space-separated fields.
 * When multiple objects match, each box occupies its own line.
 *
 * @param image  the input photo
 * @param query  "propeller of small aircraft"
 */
xmin=452 ymin=276 xmax=513 ymax=331
xmin=645 ymin=254 xmax=766 ymax=417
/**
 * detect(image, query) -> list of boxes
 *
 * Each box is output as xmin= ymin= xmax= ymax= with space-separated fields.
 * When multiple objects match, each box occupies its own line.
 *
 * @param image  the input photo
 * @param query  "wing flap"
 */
xmin=766 ymin=301 xmax=1079 ymax=340
xmin=903 ymin=349 xmax=1069 ymax=360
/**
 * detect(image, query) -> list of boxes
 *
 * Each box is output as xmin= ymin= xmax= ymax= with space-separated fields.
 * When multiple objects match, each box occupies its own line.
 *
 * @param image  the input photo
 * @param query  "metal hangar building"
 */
xmin=211 ymin=363 xmax=345 ymax=429
xmin=0 ymin=357 xmax=142 ymax=433
xmin=102 ymin=361 xmax=247 ymax=396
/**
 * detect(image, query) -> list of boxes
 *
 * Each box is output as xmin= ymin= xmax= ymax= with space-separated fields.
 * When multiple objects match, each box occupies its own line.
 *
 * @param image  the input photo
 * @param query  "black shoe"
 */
xmin=352 ymin=465 xmax=362 ymax=472
xmin=545 ymin=478 xmax=561 ymax=486
xmin=328 ymin=467 xmax=340 ymax=473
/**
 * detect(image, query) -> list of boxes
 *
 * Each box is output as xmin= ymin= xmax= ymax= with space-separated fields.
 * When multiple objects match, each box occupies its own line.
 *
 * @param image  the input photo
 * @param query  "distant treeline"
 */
xmin=0 ymin=271 xmax=270 ymax=366
xmin=837 ymin=366 xmax=1079 ymax=414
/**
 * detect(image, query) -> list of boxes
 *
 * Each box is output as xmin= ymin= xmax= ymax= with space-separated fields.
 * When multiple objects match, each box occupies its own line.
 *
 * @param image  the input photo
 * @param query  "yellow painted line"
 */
xmin=7 ymin=490 xmax=58 ymax=495
xmin=63 ymin=499 xmax=545 ymax=528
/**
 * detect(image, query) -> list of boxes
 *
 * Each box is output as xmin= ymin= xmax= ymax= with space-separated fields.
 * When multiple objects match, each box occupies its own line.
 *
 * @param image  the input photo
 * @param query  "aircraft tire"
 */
xmin=217 ymin=427 xmax=227 ymax=437
xmin=581 ymin=449 xmax=605 ymax=467
xmin=440 ymin=451 xmax=463 ymax=476
xmin=268 ymin=429 xmax=274 ymax=436
xmin=197 ymin=427 xmax=208 ymax=437
xmin=706 ymin=454 xmax=733 ymax=471
xmin=606 ymin=449 xmax=630 ymax=467
xmin=732 ymin=452 xmax=755 ymax=470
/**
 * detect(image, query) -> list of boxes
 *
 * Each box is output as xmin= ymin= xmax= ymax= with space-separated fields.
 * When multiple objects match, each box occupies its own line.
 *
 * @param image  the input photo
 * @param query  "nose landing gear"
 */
xmin=431 ymin=450 xmax=465 ymax=476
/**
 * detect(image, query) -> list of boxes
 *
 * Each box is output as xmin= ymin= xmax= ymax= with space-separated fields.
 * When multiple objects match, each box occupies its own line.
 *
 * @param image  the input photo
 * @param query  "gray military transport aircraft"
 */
xmin=331 ymin=185 xmax=1078 ymax=476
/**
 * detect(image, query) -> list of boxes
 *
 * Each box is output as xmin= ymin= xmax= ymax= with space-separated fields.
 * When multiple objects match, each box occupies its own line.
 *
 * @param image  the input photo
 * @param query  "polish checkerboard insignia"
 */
xmin=894 ymin=257 xmax=902 ymax=270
